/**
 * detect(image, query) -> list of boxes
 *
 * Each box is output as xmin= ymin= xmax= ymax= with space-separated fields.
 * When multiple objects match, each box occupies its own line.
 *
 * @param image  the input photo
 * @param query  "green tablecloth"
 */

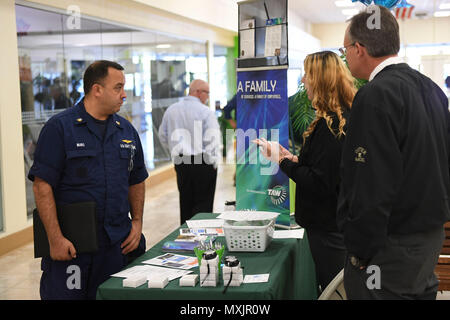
xmin=97 ymin=213 xmax=317 ymax=300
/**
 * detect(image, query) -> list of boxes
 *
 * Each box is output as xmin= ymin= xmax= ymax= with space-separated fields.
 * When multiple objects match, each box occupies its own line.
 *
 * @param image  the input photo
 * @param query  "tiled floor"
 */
xmin=0 ymin=162 xmax=449 ymax=300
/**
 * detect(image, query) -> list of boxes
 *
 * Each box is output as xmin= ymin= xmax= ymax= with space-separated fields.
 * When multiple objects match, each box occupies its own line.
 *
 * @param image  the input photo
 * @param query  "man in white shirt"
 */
xmin=337 ymin=5 xmax=450 ymax=300
xmin=158 ymin=79 xmax=222 ymax=225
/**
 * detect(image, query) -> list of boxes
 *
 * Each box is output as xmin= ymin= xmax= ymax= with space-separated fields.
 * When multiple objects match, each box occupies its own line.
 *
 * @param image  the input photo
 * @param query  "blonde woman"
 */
xmin=254 ymin=51 xmax=357 ymax=294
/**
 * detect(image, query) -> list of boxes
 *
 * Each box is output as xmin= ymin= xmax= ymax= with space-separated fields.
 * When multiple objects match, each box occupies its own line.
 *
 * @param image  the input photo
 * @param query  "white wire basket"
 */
xmin=223 ymin=219 xmax=275 ymax=252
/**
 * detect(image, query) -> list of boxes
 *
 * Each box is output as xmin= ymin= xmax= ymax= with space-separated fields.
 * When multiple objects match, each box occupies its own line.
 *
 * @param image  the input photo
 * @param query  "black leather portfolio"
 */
xmin=33 ymin=202 xmax=98 ymax=258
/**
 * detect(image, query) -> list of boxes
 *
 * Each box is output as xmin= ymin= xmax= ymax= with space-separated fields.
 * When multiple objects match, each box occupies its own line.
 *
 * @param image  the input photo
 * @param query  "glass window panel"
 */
xmin=16 ymin=4 xmax=228 ymax=222
xmin=62 ymin=16 xmax=104 ymax=104
xmin=212 ymin=44 xmax=229 ymax=111
xmin=16 ymin=5 xmax=67 ymax=218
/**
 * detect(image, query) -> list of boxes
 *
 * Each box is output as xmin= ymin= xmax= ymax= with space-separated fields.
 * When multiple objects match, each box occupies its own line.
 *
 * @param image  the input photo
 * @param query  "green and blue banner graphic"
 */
xmin=236 ymin=68 xmax=290 ymax=226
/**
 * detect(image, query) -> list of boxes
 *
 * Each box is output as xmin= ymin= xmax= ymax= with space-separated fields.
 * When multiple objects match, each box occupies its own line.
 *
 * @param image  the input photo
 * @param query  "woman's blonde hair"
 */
xmin=302 ymin=51 xmax=357 ymax=142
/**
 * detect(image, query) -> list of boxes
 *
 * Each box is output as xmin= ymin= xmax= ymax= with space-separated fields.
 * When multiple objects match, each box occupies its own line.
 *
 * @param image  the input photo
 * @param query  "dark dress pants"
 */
xmin=306 ymin=228 xmax=347 ymax=293
xmin=344 ymin=226 xmax=445 ymax=300
xmin=40 ymin=241 xmax=126 ymax=300
xmin=175 ymin=157 xmax=217 ymax=225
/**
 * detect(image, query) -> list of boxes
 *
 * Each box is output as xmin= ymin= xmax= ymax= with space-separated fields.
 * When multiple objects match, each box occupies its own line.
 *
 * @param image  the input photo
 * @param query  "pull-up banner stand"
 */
xmin=235 ymin=0 xmax=290 ymax=227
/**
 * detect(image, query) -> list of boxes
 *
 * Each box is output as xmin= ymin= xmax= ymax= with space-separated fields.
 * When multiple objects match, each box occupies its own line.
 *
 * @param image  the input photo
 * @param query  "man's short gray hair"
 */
xmin=348 ymin=5 xmax=400 ymax=58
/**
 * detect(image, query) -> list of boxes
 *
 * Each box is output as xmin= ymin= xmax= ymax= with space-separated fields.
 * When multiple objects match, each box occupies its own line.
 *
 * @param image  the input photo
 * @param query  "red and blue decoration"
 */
xmin=351 ymin=0 xmax=415 ymax=19
xmin=394 ymin=0 xmax=415 ymax=19
xmin=351 ymin=0 xmax=401 ymax=10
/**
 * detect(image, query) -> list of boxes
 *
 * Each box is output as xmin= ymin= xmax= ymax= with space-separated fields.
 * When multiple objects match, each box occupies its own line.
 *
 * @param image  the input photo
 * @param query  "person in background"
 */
xmin=50 ymin=85 xmax=72 ymax=109
xmin=158 ymin=79 xmax=222 ymax=225
xmin=338 ymin=5 xmax=450 ymax=300
xmin=28 ymin=60 xmax=148 ymax=299
xmin=254 ymin=51 xmax=356 ymax=293
xmin=223 ymin=94 xmax=237 ymax=129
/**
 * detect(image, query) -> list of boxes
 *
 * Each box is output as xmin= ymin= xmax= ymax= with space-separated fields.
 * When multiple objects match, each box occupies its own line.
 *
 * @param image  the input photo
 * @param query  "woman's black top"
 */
xmin=280 ymin=110 xmax=349 ymax=232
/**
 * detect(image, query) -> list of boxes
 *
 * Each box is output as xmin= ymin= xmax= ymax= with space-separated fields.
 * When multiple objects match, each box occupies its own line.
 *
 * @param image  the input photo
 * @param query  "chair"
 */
xmin=318 ymin=269 xmax=347 ymax=300
xmin=435 ymin=222 xmax=450 ymax=291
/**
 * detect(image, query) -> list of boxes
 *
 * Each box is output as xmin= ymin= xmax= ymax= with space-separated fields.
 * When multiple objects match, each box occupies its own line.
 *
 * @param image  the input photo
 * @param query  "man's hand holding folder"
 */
xmin=49 ymin=234 xmax=77 ymax=261
xmin=33 ymin=177 xmax=98 ymax=260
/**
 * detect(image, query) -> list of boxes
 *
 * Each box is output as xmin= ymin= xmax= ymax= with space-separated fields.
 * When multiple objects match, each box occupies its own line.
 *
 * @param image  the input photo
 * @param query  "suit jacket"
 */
xmin=337 ymin=63 xmax=450 ymax=260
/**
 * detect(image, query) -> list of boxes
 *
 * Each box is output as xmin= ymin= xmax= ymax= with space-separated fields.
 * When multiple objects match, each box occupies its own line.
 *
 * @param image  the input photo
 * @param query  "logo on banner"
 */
xmin=268 ymin=185 xmax=287 ymax=205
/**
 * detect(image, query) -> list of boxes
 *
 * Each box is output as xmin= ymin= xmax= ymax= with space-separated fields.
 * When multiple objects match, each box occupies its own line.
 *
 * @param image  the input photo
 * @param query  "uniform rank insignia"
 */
xmin=122 ymin=140 xmax=132 ymax=144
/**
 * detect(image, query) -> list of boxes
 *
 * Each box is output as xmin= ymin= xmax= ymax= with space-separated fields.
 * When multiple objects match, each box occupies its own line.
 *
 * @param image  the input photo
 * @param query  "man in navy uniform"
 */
xmin=337 ymin=6 xmax=450 ymax=299
xmin=28 ymin=60 xmax=149 ymax=299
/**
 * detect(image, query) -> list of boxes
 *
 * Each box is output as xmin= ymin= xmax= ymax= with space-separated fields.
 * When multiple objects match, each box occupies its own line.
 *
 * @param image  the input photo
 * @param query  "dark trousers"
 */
xmin=40 ymin=234 xmax=145 ymax=300
xmin=344 ymin=226 xmax=445 ymax=300
xmin=174 ymin=156 xmax=217 ymax=225
xmin=40 ymin=241 xmax=126 ymax=300
xmin=306 ymin=229 xmax=347 ymax=293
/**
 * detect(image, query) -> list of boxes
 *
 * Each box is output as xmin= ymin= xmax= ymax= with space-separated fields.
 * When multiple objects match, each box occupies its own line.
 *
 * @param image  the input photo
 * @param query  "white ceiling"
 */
xmin=290 ymin=0 xmax=450 ymax=23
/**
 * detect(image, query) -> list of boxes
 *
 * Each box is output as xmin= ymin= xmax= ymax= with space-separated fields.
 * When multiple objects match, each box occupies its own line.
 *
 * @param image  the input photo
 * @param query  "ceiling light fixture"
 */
xmin=335 ymin=0 xmax=356 ymax=7
xmin=434 ymin=10 xmax=450 ymax=17
xmin=342 ymin=9 xmax=359 ymax=16
xmin=156 ymin=44 xmax=171 ymax=49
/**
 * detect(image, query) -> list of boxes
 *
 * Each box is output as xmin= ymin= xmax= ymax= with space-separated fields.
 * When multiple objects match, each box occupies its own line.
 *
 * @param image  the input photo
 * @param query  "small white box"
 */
xmin=200 ymin=272 xmax=218 ymax=282
xmin=224 ymin=279 xmax=243 ymax=287
xmin=223 ymin=265 xmax=243 ymax=275
xmin=200 ymin=264 xmax=219 ymax=275
xmin=200 ymin=256 xmax=218 ymax=267
xmin=148 ymin=276 xmax=169 ymax=289
xmin=123 ymin=275 xmax=147 ymax=288
xmin=200 ymin=279 xmax=218 ymax=287
xmin=179 ymin=274 xmax=198 ymax=287
xmin=223 ymin=273 xmax=244 ymax=282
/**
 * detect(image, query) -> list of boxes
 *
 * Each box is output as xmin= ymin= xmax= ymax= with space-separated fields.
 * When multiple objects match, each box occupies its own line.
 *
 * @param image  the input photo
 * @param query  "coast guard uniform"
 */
xmin=28 ymin=100 xmax=149 ymax=299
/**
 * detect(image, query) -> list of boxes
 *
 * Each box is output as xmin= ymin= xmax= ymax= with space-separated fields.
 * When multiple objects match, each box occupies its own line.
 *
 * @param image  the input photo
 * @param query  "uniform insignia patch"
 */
xmin=354 ymin=147 xmax=367 ymax=163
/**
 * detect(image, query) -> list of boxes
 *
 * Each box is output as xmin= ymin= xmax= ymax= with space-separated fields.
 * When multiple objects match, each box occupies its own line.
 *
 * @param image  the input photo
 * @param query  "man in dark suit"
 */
xmin=337 ymin=5 xmax=450 ymax=300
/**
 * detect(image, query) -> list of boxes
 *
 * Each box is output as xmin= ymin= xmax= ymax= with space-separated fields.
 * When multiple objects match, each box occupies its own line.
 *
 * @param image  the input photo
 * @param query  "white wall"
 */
xmin=0 ymin=0 xmax=29 ymax=239
xmin=422 ymin=54 xmax=450 ymax=92
xmin=132 ymin=0 xmax=239 ymax=33
xmin=288 ymin=7 xmax=321 ymax=67
xmin=312 ymin=17 xmax=450 ymax=49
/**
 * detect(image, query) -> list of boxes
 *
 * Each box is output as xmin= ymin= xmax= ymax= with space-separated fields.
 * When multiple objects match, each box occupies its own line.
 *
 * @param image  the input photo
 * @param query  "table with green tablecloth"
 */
xmin=96 ymin=213 xmax=318 ymax=300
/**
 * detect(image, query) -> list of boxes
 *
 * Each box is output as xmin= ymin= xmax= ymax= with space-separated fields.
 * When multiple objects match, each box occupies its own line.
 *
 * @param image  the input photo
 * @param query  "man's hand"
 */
xmin=49 ymin=235 xmax=77 ymax=261
xmin=33 ymin=177 xmax=77 ymax=261
xmin=121 ymin=219 xmax=142 ymax=255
